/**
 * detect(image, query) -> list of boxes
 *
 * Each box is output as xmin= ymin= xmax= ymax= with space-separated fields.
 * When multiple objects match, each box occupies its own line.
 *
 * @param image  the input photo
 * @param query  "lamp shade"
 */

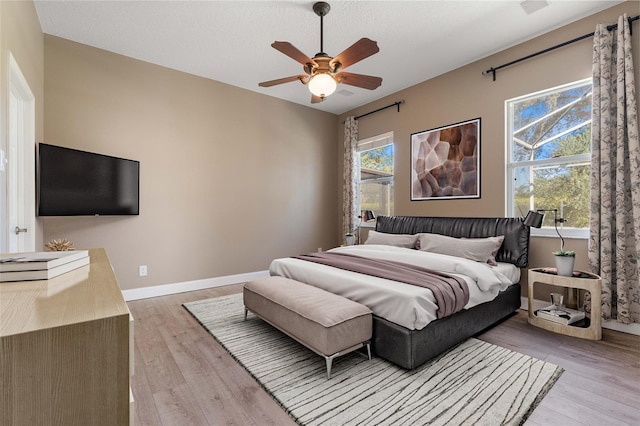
xmin=308 ymin=73 xmax=337 ymax=98
xmin=524 ymin=210 xmax=544 ymax=228
xmin=363 ymin=210 xmax=376 ymax=221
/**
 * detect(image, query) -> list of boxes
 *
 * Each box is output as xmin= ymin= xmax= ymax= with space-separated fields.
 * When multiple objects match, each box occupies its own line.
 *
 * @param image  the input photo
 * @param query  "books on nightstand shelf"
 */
xmin=536 ymin=305 xmax=586 ymax=325
xmin=0 ymin=250 xmax=90 ymax=282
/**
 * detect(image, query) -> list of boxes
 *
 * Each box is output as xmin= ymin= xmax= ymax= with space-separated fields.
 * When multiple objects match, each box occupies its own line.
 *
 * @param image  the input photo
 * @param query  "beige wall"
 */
xmin=43 ymin=36 xmax=339 ymax=290
xmin=338 ymin=2 xmax=639 ymax=296
xmin=0 ymin=0 xmax=44 ymax=250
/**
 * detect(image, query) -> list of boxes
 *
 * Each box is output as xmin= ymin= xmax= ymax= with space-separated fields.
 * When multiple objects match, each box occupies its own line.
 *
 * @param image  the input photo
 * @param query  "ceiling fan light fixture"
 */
xmin=258 ymin=2 xmax=381 ymax=104
xmin=308 ymin=73 xmax=337 ymax=98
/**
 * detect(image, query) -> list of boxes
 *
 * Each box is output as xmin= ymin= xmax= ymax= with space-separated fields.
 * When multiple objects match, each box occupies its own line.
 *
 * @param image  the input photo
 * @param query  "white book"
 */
xmin=0 ymin=256 xmax=90 ymax=282
xmin=0 ymin=250 xmax=89 ymax=272
xmin=536 ymin=305 xmax=586 ymax=325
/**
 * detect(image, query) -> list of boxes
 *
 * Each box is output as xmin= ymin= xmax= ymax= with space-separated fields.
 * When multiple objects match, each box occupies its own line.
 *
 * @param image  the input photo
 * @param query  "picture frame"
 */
xmin=411 ymin=118 xmax=480 ymax=201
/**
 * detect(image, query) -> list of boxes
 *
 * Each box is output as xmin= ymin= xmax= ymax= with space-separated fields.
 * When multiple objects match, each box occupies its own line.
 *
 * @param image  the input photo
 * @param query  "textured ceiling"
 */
xmin=34 ymin=0 xmax=624 ymax=115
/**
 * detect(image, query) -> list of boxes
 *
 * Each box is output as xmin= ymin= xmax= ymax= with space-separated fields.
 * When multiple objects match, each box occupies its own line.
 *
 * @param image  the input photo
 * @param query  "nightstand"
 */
xmin=528 ymin=268 xmax=602 ymax=340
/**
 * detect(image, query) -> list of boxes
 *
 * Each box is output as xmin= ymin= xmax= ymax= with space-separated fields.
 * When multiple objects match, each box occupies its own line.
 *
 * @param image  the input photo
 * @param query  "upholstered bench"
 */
xmin=243 ymin=276 xmax=372 ymax=379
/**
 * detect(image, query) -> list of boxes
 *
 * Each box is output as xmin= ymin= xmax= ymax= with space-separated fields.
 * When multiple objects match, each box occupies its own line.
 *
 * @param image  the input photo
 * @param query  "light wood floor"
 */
xmin=128 ymin=284 xmax=640 ymax=426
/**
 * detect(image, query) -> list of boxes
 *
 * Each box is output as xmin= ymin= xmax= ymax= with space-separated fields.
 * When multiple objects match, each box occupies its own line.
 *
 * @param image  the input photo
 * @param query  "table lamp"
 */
xmin=524 ymin=209 xmax=566 ymax=251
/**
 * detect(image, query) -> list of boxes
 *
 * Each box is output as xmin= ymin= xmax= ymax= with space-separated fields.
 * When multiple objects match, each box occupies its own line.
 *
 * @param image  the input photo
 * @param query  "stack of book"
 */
xmin=536 ymin=305 xmax=586 ymax=325
xmin=0 ymin=250 xmax=90 ymax=282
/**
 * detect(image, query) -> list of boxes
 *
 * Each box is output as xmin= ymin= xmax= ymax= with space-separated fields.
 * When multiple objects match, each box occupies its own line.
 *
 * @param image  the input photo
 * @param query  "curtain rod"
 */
xmin=354 ymin=100 xmax=404 ymax=120
xmin=483 ymin=14 xmax=639 ymax=81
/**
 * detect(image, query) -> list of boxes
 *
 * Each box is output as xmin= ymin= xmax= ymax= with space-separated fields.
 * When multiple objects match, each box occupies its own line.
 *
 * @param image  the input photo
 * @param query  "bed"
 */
xmin=269 ymin=215 xmax=529 ymax=369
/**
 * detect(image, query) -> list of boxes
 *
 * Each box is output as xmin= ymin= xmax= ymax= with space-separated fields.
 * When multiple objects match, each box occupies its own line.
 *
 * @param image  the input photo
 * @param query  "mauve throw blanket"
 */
xmin=293 ymin=252 xmax=469 ymax=318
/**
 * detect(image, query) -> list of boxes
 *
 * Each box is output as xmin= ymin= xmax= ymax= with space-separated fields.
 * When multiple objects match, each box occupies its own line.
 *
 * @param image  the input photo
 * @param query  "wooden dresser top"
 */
xmin=1 ymin=248 xmax=130 ymax=337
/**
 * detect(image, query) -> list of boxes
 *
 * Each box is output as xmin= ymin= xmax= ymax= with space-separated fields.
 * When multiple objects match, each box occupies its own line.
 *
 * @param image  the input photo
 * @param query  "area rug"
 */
xmin=184 ymin=293 xmax=563 ymax=426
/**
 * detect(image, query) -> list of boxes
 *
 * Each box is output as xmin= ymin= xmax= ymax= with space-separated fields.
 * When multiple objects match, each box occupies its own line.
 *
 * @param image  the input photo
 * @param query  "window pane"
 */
xmin=360 ymin=143 xmax=393 ymax=218
xmin=513 ymin=162 xmax=590 ymax=228
xmin=361 ymin=181 xmax=393 ymax=217
xmin=512 ymin=82 xmax=592 ymax=162
xmin=361 ymin=145 xmax=393 ymax=172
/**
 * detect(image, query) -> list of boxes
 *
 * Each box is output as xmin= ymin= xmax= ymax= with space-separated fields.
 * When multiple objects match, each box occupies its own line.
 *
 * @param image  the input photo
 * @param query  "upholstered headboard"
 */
xmin=375 ymin=216 xmax=530 ymax=268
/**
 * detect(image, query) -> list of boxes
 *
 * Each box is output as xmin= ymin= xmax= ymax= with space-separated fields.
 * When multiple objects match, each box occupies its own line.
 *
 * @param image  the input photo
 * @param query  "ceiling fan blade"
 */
xmin=330 ymin=38 xmax=379 ymax=71
xmin=259 ymin=75 xmax=307 ymax=88
xmin=335 ymin=72 xmax=382 ymax=90
xmin=272 ymin=41 xmax=316 ymax=66
xmin=311 ymin=94 xmax=325 ymax=104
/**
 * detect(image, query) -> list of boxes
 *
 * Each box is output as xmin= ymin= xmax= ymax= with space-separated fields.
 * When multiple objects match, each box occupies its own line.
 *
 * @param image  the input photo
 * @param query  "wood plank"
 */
xmin=130 ymin=341 xmax=163 ymax=426
xmin=525 ymin=405 xmax=589 ymax=426
xmin=539 ymin=385 xmax=636 ymax=426
xmin=183 ymin=371 xmax=259 ymax=425
xmin=133 ymin=315 xmax=187 ymax=394
xmin=152 ymin=383 xmax=209 ymax=425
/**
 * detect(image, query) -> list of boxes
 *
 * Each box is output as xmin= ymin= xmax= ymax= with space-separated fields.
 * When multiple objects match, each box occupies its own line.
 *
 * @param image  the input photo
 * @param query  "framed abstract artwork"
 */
xmin=411 ymin=118 xmax=480 ymax=200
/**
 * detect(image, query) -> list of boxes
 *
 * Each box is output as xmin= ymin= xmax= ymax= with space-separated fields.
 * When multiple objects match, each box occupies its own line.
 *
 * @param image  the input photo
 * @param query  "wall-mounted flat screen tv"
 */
xmin=38 ymin=143 xmax=140 ymax=216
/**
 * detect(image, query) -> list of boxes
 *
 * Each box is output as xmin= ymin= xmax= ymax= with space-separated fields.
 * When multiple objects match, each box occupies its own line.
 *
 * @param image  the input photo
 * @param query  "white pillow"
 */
xmin=417 ymin=233 xmax=504 ymax=264
xmin=365 ymin=230 xmax=418 ymax=249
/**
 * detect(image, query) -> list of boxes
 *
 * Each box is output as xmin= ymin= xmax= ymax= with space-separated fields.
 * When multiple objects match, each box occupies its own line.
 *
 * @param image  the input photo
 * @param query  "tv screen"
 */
xmin=37 ymin=143 xmax=140 ymax=216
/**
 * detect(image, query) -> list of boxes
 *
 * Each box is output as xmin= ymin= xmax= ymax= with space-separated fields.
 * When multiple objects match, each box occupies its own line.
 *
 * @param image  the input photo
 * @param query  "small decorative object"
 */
xmin=45 ymin=238 xmax=74 ymax=251
xmin=345 ymin=233 xmax=356 ymax=246
xmin=553 ymin=250 xmax=575 ymax=276
xmin=411 ymin=118 xmax=480 ymax=200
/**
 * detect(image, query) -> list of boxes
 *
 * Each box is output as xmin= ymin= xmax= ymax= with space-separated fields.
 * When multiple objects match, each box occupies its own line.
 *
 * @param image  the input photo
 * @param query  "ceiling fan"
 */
xmin=258 ymin=1 xmax=382 ymax=104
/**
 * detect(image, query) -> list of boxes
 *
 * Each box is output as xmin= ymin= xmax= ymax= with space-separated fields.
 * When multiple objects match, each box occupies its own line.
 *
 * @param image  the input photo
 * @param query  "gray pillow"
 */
xmin=417 ymin=233 xmax=504 ymax=264
xmin=364 ymin=230 xmax=419 ymax=249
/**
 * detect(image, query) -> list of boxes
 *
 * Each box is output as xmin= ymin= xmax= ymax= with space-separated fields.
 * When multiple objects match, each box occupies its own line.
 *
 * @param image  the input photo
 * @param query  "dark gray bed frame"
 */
xmin=371 ymin=215 xmax=530 ymax=369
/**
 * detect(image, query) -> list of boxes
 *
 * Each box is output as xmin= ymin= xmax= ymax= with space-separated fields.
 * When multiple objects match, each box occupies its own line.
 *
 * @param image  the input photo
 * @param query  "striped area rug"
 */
xmin=184 ymin=294 xmax=562 ymax=426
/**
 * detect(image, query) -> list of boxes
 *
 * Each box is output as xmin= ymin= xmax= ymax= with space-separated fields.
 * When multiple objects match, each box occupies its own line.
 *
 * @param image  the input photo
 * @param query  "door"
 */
xmin=4 ymin=53 xmax=35 ymax=253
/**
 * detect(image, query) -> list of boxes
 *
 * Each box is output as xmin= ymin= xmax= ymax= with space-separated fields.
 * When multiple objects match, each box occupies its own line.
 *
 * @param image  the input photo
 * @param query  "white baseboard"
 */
xmin=122 ymin=270 xmax=270 ymax=301
xmin=520 ymin=296 xmax=640 ymax=336
xmin=600 ymin=319 xmax=640 ymax=335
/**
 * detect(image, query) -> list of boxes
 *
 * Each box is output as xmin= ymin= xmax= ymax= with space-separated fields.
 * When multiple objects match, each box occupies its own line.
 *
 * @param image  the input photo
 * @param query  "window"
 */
xmin=358 ymin=132 xmax=394 ymax=224
xmin=506 ymin=78 xmax=592 ymax=238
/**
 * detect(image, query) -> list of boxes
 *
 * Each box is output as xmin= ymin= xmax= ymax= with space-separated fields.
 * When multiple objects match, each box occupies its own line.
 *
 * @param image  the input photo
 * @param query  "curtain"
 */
xmin=343 ymin=116 xmax=360 ymax=243
xmin=589 ymin=14 xmax=640 ymax=324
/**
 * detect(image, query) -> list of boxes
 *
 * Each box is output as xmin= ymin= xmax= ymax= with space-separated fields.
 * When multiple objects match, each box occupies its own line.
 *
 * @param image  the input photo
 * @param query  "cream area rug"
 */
xmin=184 ymin=294 xmax=563 ymax=426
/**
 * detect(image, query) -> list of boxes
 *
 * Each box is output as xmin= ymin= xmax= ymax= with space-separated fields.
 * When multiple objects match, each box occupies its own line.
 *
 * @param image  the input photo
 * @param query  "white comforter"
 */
xmin=269 ymin=245 xmax=519 ymax=331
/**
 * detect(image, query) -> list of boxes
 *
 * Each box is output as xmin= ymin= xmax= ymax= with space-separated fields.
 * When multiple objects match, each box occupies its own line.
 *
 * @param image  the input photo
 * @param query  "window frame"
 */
xmin=505 ymin=78 xmax=592 ymax=240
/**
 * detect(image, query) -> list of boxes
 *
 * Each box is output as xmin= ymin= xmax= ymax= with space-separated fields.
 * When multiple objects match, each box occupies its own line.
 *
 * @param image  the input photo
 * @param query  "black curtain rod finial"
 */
xmin=354 ymin=100 xmax=404 ymax=121
xmin=481 ymin=68 xmax=497 ymax=81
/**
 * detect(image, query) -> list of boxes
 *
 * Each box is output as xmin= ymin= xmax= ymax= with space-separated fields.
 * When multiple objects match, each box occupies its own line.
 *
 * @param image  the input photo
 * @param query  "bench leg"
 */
xmin=324 ymin=342 xmax=371 ymax=379
xmin=325 ymin=353 xmax=339 ymax=379
xmin=244 ymin=306 xmax=248 ymax=321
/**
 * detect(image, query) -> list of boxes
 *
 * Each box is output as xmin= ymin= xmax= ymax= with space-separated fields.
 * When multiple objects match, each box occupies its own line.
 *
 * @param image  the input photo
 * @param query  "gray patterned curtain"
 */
xmin=589 ymin=14 xmax=640 ymax=324
xmin=343 ymin=117 xmax=360 ymax=243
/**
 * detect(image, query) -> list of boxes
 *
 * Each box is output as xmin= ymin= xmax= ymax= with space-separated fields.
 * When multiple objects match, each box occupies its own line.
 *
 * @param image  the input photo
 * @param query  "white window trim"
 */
xmin=505 ymin=79 xmax=591 ymax=240
xmin=357 ymin=131 xmax=394 ymax=152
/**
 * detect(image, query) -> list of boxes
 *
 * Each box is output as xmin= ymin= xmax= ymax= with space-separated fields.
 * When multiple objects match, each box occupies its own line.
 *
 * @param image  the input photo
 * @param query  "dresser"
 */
xmin=1 ymin=248 xmax=132 ymax=425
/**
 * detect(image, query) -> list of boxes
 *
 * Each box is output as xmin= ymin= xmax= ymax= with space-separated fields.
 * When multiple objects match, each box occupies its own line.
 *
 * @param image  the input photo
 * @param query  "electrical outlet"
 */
xmin=139 ymin=265 xmax=148 ymax=276
xmin=318 ymin=247 xmax=322 ymax=252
